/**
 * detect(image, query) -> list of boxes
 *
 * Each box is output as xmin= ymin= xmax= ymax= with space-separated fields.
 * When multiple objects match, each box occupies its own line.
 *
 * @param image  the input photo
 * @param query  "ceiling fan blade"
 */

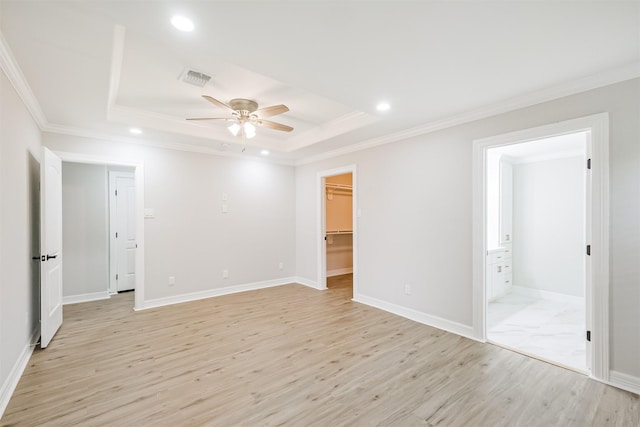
xmin=254 ymin=104 xmax=289 ymax=118
xmin=257 ymin=119 xmax=294 ymax=132
xmin=186 ymin=117 xmax=233 ymax=121
xmin=202 ymin=95 xmax=235 ymax=112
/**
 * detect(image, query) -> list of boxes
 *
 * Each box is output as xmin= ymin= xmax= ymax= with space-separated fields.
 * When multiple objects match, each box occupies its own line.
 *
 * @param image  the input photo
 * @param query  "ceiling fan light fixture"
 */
xmin=228 ymin=122 xmax=241 ymax=136
xmin=244 ymin=122 xmax=256 ymax=139
xmin=171 ymin=15 xmax=194 ymax=32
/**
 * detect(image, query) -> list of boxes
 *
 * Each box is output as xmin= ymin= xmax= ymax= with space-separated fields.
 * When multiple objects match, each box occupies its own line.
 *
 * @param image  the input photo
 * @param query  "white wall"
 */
xmin=512 ymin=156 xmax=585 ymax=297
xmin=61 ymin=162 xmax=109 ymax=299
xmin=43 ymin=134 xmax=297 ymax=303
xmin=0 ymin=70 xmax=41 ymax=406
xmin=295 ymin=78 xmax=640 ymax=379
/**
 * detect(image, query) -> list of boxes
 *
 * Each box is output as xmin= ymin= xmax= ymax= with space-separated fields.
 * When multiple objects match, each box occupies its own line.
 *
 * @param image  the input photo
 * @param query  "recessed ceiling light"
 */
xmin=376 ymin=102 xmax=390 ymax=112
xmin=171 ymin=15 xmax=194 ymax=32
xmin=260 ymin=150 xmax=270 ymax=156
xmin=129 ymin=128 xmax=142 ymax=135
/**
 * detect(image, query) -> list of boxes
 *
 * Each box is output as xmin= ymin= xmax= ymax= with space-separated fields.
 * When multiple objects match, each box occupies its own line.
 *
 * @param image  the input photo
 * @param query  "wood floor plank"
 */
xmin=2 ymin=275 xmax=638 ymax=426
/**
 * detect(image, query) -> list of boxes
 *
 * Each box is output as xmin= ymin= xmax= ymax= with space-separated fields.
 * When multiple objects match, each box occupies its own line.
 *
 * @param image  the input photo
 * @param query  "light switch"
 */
xmin=222 ymin=204 xmax=228 ymax=213
xmin=144 ymin=208 xmax=155 ymax=218
xmin=222 ymin=192 xmax=228 ymax=201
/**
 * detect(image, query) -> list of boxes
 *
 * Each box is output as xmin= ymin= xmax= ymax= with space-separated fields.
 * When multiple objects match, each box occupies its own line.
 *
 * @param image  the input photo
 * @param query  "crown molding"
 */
xmin=107 ymin=24 xmax=126 ymax=112
xmin=0 ymin=30 xmax=48 ymax=129
xmin=43 ymin=123 xmax=295 ymax=166
xmin=296 ymin=62 xmax=640 ymax=166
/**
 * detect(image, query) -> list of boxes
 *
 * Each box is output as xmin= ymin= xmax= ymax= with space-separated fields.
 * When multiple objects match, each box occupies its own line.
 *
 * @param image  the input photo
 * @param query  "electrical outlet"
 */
xmin=168 ymin=276 xmax=175 ymax=286
xmin=279 ymin=262 xmax=284 ymax=270
xmin=404 ymin=284 xmax=411 ymax=295
xmin=223 ymin=269 xmax=229 ymax=279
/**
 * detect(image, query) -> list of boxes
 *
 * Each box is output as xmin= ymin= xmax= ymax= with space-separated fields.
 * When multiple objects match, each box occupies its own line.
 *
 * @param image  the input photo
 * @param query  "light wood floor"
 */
xmin=2 ymin=274 xmax=638 ymax=426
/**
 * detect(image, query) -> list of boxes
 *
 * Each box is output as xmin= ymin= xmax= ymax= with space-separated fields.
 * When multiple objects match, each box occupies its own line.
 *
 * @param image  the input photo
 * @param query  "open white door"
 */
xmin=40 ymin=147 xmax=63 ymax=348
xmin=112 ymin=174 xmax=136 ymax=292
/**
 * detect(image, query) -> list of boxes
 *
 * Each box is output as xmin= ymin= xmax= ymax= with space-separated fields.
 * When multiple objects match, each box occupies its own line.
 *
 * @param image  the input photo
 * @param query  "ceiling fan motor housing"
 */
xmin=229 ymin=98 xmax=258 ymax=114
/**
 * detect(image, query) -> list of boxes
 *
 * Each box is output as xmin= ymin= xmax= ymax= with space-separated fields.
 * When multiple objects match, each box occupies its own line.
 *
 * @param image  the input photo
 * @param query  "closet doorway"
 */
xmin=485 ymin=132 xmax=588 ymax=372
xmin=317 ymin=165 xmax=357 ymax=297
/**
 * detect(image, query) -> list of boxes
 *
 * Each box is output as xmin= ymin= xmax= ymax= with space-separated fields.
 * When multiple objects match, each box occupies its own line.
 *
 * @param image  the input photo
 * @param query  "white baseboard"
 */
xmin=136 ymin=277 xmax=298 ymax=310
xmin=0 ymin=327 xmax=39 ymax=418
xmin=608 ymin=370 xmax=640 ymax=395
xmin=353 ymin=293 xmax=478 ymax=341
xmin=511 ymin=285 xmax=584 ymax=305
xmin=63 ymin=291 xmax=111 ymax=305
xmin=294 ymin=276 xmax=321 ymax=290
xmin=327 ymin=268 xmax=353 ymax=278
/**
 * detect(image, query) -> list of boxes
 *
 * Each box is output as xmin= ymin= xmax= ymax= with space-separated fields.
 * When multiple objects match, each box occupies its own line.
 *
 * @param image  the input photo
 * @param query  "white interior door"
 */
xmin=111 ymin=173 xmax=136 ymax=292
xmin=40 ymin=147 xmax=63 ymax=348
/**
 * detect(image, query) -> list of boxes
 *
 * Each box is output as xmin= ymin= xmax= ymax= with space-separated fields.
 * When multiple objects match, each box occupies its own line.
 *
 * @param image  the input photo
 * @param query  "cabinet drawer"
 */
xmin=488 ymin=251 xmax=505 ymax=264
xmin=503 ymin=272 xmax=513 ymax=287
xmin=502 ymin=262 xmax=512 ymax=275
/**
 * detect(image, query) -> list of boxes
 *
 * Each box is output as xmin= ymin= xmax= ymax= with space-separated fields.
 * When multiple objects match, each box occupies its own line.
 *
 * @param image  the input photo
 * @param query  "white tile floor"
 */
xmin=487 ymin=291 xmax=587 ymax=372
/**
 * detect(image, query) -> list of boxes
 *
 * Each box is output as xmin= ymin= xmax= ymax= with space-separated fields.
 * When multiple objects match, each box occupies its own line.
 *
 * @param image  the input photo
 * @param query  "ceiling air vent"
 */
xmin=179 ymin=69 xmax=212 ymax=87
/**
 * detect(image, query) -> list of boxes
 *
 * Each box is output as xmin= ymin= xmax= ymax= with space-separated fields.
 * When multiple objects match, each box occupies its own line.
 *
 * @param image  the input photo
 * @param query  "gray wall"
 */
xmin=43 ymin=136 xmax=298 ymax=301
xmin=512 ymin=156 xmax=585 ymax=297
xmin=0 ymin=70 xmax=41 ymax=398
xmin=295 ymin=78 xmax=640 ymax=378
xmin=61 ymin=162 xmax=109 ymax=298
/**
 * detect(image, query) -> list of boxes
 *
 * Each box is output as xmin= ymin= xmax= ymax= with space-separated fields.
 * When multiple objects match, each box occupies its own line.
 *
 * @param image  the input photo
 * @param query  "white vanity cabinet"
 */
xmin=487 ymin=244 xmax=512 ymax=301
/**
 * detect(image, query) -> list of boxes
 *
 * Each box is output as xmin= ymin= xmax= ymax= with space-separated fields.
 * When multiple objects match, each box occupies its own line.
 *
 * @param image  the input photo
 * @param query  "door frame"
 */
xmin=55 ymin=151 xmax=145 ymax=311
xmin=108 ymin=170 xmax=136 ymax=294
xmin=471 ymin=113 xmax=609 ymax=381
xmin=317 ymin=165 xmax=357 ymax=295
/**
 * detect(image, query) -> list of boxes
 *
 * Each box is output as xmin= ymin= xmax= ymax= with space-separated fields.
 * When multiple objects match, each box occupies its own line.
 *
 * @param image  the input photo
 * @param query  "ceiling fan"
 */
xmin=187 ymin=95 xmax=293 ymax=143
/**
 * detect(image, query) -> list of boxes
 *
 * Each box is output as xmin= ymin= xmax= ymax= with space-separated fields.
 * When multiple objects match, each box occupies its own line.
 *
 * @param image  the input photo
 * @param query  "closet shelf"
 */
xmin=326 ymin=230 xmax=353 ymax=235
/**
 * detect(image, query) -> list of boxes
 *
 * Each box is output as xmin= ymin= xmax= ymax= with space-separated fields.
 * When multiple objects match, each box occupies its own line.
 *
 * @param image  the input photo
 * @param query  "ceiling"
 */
xmin=1 ymin=1 xmax=638 ymax=163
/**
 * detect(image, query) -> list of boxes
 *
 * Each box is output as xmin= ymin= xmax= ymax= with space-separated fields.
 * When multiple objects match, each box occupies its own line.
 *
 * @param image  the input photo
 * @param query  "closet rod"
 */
xmin=325 ymin=183 xmax=352 ymax=190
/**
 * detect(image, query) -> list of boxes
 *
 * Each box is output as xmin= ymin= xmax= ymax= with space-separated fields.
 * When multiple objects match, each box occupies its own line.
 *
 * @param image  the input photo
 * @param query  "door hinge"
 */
xmin=587 ymin=158 xmax=591 ymax=170
xmin=115 ymin=232 xmax=118 ymax=238
xmin=115 ymin=189 xmax=118 ymax=196
xmin=116 ymin=274 xmax=119 ymax=281
xmin=586 ymin=330 xmax=591 ymax=342
xmin=586 ymin=244 xmax=591 ymax=256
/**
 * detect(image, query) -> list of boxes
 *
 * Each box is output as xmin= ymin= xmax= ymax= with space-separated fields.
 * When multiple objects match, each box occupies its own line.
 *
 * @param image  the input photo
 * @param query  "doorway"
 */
xmin=56 ymin=151 xmax=145 ymax=311
xmin=472 ymin=113 xmax=610 ymax=381
xmin=62 ymin=164 xmax=137 ymax=300
xmin=317 ymin=165 xmax=357 ymax=297
xmin=325 ymin=173 xmax=353 ymax=292
xmin=485 ymin=132 xmax=588 ymax=372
